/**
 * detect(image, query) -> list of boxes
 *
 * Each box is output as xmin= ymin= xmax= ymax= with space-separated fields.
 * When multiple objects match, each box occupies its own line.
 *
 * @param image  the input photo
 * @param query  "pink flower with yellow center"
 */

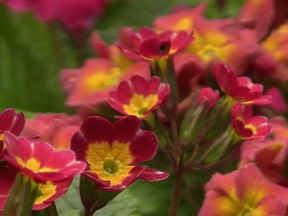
xmin=231 ymin=103 xmax=271 ymax=140
xmin=33 ymin=179 xmax=72 ymax=210
xmin=199 ymin=164 xmax=288 ymax=216
xmin=109 ymin=75 xmax=170 ymax=118
xmin=239 ymin=139 xmax=288 ymax=187
xmin=61 ymin=58 xmax=149 ymax=107
xmin=187 ymin=19 xmax=232 ymax=64
xmin=71 ymin=115 xmax=169 ymax=191
xmin=4 ymin=132 xmax=86 ymax=183
xmin=0 ymin=164 xmax=72 ymax=211
xmin=22 ymin=113 xmax=81 ymax=150
xmin=0 ymin=108 xmax=25 ymax=160
xmin=118 ymin=27 xmax=193 ymax=61
xmin=214 ymin=62 xmax=271 ymax=105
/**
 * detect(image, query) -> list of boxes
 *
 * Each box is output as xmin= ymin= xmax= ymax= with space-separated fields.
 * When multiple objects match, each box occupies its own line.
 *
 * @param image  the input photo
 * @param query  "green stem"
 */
xmin=3 ymin=173 xmax=38 ymax=216
xmin=43 ymin=202 xmax=58 ymax=216
xmin=169 ymin=159 xmax=183 ymax=216
xmin=168 ymin=116 xmax=183 ymax=216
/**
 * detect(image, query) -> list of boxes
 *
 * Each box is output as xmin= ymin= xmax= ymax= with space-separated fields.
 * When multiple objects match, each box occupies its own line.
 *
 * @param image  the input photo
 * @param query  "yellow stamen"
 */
xmin=86 ymin=141 xmax=133 ymax=186
xmin=123 ymin=93 xmax=159 ymax=117
xmin=34 ymin=181 xmax=57 ymax=205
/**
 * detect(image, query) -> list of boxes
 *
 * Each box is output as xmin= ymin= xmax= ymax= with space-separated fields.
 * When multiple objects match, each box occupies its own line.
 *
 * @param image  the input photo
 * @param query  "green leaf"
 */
xmin=59 ymin=210 xmax=82 ymax=216
xmin=94 ymin=189 xmax=141 ymax=216
xmin=127 ymin=180 xmax=172 ymax=216
xmin=56 ymin=176 xmax=142 ymax=216
xmin=56 ymin=177 xmax=83 ymax=215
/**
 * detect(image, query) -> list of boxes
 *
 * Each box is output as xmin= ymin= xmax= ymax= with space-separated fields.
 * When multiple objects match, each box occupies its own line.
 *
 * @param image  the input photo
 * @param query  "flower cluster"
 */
xmin=0 ymin=109 xmax=86 ymax=211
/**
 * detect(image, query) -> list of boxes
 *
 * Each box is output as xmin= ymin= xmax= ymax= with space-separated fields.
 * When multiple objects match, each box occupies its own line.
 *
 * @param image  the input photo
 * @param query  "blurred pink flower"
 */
xmin=199 ymin=164 xmax=288 ymax=216
xmin=22 ymin=113 xmax=81 ymax=150
xmin=3 ymin=0 xmax=107 ymax=33
xmin=239 ymin=139 xmax=288 ymax=187
xmin=61 ymin=58 xmax=149 ymax=107
xmin=237 ymin=0 xmax=274 ymax=39
xmin=154 ymin=3 xmax=206 ymax=31
xmin=270 ymin=117 xmax=288 ymax=140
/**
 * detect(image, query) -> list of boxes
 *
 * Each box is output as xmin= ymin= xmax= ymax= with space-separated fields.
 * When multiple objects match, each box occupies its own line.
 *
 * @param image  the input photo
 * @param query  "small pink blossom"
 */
xmin=118 ymin=27 xmax=193 ymax=61
xmin=231 ymin=103 xmax=271 ymax=140
xmin=109 ymin=75 xmax=170 ymax=118
xmin=214 ymin=62 xmax=271 ymax=105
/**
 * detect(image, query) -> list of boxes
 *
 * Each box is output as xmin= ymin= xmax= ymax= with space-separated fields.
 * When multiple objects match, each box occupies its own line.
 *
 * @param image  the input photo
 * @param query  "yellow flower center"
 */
xmin=34 ymin=181 xmax=57 ymax=205
xmin=245 ymin=124 xmax=257 ymax=135
xmin=86 ymin=142 xmax=134 ymax=186
xmin=16 ymin=157 xmax=56 ymax=172
xmin=83 ymin=67 xmax=122 ymax=92
xmin=174 ymin=17 xmax=193 ymax=31
xmin=123 ymin=93 xmax=159 ymax=118
xmin=189 ymin=32 xmax=229 ymax=63
xmin=197 ymin=45 xmax=223 ymax=63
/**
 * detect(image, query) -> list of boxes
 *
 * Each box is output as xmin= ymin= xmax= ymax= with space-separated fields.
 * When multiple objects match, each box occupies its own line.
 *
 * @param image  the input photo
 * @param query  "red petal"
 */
xmin=10 ymin=112 xmax=25 ymax=136
xmin=129 ymin=130 xmax=158 ymax=164
xmin=113 ymin=116 xmax=141 ymax=143
xmin=0 ymin=109 xmax=15 ymax=132
xmin=80 ymin=116 xmax=113 ymax=144
xmin=139 ymin=167 xmax=169 ymax=181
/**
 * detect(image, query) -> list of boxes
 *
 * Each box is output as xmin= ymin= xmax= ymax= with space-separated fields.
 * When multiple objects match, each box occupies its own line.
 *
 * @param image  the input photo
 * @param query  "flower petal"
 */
xmin=129 ymin=130 xmax=158 ymax=164
xmin=138 ymin=167 xmax=169 ymax=181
